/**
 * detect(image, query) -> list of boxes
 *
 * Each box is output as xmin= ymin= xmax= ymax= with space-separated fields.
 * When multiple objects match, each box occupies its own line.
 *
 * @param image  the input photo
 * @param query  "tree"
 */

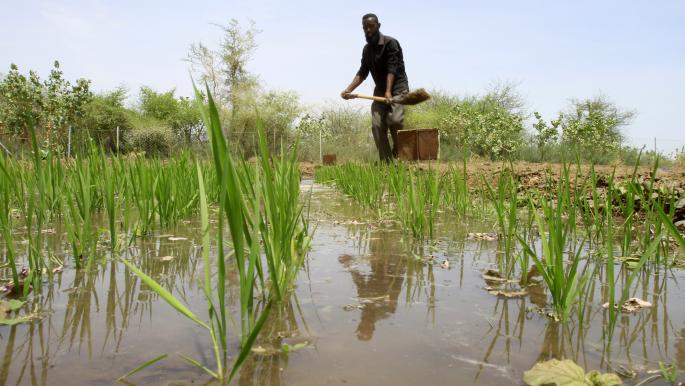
xmin=0 ymin=63 xmax=43 ymax=139
xmin=532 ymin=112 xmax=561 ymax=161
xmin=560 ymin=95 xmax=635 ymax=158
xmin=0 ymin=61 xmax=92 ymax=151
xmin=187 ymin=19 xmax=261 ymax=110
xmin=138 ymin=87 xmax=203 ymax=145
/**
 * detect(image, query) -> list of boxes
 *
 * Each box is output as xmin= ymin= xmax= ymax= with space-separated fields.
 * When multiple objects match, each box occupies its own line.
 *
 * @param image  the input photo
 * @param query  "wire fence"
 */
xmin=2 ymin=127 xmax=685 ymax=164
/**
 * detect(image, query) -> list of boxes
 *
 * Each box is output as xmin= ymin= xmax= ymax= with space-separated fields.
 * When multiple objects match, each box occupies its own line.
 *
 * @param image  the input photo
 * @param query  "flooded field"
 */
xmin=1 ymin=180 xmax=684 ymax=385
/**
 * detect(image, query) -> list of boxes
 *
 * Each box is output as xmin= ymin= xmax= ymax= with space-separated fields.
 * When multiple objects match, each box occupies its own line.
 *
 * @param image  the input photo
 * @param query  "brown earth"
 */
xmin=302 ymin=160 xmax=685 ymax=188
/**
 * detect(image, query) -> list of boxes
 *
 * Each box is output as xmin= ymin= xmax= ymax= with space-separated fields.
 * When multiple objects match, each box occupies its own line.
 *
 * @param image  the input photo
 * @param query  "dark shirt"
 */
xmin=356 ymin=33 xmax=409 ymax=97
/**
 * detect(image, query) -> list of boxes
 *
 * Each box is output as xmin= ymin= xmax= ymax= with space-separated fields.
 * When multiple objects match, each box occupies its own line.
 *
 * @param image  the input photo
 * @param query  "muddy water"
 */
xmin=1 ymin=182 xmax=684 ymax=385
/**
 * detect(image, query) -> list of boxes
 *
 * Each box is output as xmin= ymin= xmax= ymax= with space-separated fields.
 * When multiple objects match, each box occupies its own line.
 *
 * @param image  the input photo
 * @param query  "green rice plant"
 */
xmin=604 ymin=174 xmax=618 ymax=335
xmin=41 ymin=151 xmax=66 ymax=219
xmin=127 ymin=159 xmax=156 ymax=236
xmin=424 ymin=166 xmax=441 ymax=239
xmin=396 ymin=170 xmax=426 ymax=239
xmin=122 ymin=85 xmax=279 ymax=383
xmin=617 ymin=150 xmax=643 ymax=257
xmin=63 ymin=158 xmax=98 ymax=269
xmin=101 ymin=154 xmax=118 ymax=252
xmin=484 ymin=169 xmax=519 ymax=278
xmin=604 ymin=173 xmax=665 ymax=344
xmin=442 ymin=162 xmax=470 ymax=215
xmin=657 ymin=205 xmax=685 ymax=253
xmin=254 ymin=121 xmax=312 ymax=302
xmin=576 ymin=163 xmax=606 ymax=245
xmin=0 ymin=153 xmax=20 ymax=293
xmin=518 ymin=180 xmax=589 ymax=322
xmin=320 ymin=163 xmax=387 ymax=216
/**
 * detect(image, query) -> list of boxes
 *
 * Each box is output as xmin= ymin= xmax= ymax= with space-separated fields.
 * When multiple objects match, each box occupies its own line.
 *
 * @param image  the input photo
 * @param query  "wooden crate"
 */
xmin=322 ymin=154 xmax=337 ymax=165
xmin=397 ymin=128 xmax=439 ymax=161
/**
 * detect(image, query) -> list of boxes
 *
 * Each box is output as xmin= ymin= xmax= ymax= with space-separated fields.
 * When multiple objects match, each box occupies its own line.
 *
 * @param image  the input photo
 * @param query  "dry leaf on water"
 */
xmin=602 ymin=297 xmax=652 ymax=313
xmin=487 ymin=288 xmax=528 ymax=298
xmin=482 ymin=269 xmax=508 ymax=283
xmin=524 ymin=359 xmax=622 ymax=386
xmin=467 ymin=232 xmax=498 ymax=241
xmin=620 ymin=297 xmax=652 ymax=313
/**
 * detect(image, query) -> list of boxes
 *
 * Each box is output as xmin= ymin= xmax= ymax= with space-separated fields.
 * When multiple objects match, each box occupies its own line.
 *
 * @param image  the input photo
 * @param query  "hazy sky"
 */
xmin=2 ymin=1 xmax=684 ymax=153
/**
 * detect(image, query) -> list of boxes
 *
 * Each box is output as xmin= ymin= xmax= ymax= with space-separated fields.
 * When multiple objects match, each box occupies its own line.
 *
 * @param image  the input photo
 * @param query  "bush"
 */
xmin=78 ymin=88 xmax=132 ymax=153
xmin=127 ymin=126 xmax=176 ymax=157
xmin=560 ymin=95 xmax=635 ymax=161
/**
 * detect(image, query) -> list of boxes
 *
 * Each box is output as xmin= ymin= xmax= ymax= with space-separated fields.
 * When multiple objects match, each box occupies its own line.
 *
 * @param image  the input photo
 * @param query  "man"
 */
xmin=341 ymin=13 xmax=409 ymax=161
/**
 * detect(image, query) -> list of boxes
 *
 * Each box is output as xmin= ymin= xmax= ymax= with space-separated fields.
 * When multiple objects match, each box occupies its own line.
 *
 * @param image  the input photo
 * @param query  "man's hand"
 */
xmin=341 ymin=89 xmax=354 ymax=100
xmin=384 ymin=90 xmax=393 ymax=104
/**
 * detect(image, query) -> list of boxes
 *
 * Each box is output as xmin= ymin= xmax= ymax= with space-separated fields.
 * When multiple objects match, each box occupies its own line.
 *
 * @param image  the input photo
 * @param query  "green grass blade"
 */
xmin=117 ymin=354 xmax=168 ymax=381
xmin=228 ymin=300 xmax=273 ymax=383
xmin=179 ymin=354 xmax=219 ymax=380
xmin=120 ymin=259 xmax=208 ymax=329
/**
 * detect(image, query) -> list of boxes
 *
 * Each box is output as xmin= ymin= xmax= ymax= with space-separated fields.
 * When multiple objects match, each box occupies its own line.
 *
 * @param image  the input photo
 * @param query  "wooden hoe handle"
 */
xmin=349 ymin=94 xmax=390 ymax=104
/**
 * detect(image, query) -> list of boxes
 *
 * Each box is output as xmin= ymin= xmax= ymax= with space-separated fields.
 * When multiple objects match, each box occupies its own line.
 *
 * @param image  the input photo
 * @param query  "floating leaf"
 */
xmin=282 ymin=340 xmax=310 ymax=353
xmin=523 ymin=359 xmax=587 ymax=386
xmin=0 ymin=299 xmax=25 ymax=314
xmin=523 ymin=359 xmax=623 ymax=386
xmin=587 ymin=371 xmax=622 ymax=386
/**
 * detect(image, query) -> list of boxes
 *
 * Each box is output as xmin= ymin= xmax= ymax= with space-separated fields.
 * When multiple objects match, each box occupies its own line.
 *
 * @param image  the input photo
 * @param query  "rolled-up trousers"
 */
xmin=371 ymin=99 xmax=404 ymax=162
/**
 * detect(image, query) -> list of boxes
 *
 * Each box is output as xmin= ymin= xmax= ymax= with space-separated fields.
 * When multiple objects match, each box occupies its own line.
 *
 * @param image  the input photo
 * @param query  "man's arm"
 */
xmin=384 ymin=73 xmax=395 ymax=102
xmin=385 ymin=39 xmax=401 ymax=102
xmin=341 ymin=75 xmax=364 ymax=100
xmin=342 ymin=47 xmax=369 ymax=99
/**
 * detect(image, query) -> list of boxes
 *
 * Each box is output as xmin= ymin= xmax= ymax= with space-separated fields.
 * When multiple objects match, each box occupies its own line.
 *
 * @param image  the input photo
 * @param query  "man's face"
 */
xmin=362 ymin=17 xmax=380 ymax=43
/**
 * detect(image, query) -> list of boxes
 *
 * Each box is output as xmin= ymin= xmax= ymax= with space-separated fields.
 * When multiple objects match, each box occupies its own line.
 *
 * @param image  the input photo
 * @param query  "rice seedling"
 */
xmin=127 ymin=160 xmax=156 ymax=237
xmin=394 ymin=170 xmax=427 ymax=239
xmin=424 ymin=166 xmax=441 ymax=239
xmin=442 ymin=162 xmax=470 ymax=215
xmin=0 ymin=153 xmax=20 ymax=293
xmin=120 ymin=84 xmax=311 ymax=382
xmin=517 ymin=171 xmax=590 ymax=322
xmin=483 ymin=169 xmax=519 ymax=279
xmin=254 ymin=123 xmax=312 ymax=302
xmin=63 ymin=157 xmax=98 ymax=269
xmin=102 ymin=155 xmax=118 ymax=252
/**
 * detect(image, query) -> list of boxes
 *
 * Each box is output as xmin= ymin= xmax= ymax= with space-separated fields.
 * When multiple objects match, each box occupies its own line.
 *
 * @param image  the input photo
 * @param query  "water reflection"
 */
xmin=0 ymin=233 xmax=209 ymax=385
xmin=339 ymin=229 xmax=405 ymax=341
xmin=238 ymin=293 xmax=312 ymax=386
xmin=677 ymin=324 xmax=685 ymax=370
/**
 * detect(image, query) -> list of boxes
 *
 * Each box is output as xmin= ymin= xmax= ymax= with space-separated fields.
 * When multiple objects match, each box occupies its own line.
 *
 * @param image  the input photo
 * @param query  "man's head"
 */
xmin=362 ymin=13 xmax=381 ymax=44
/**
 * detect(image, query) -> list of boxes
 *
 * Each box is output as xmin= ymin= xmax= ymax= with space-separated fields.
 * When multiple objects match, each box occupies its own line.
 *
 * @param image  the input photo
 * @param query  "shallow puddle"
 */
xmin=1 ymin=182 xmax=684 ymax=385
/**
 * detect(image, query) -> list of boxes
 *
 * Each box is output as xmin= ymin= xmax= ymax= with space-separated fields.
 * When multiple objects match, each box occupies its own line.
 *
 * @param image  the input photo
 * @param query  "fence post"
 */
xmin=0 ymin=140 xmax=11 ymax=156
xmin=319 ymin=126 xmax=323 ymax=164
xmin=67 ymin=126 xmax=72 ymax=158
xmin=116 ymin=126 xmax=120 ymax=154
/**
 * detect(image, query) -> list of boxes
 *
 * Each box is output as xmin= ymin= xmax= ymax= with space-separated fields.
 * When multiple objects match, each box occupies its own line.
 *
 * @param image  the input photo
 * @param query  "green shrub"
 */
xmin=128 ymin=126 xmax=176 ymax=157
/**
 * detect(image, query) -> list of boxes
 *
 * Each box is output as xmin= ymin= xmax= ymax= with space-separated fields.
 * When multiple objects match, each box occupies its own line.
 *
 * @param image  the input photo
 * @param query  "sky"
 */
xmin=2 ymin=0 xmax=684 ymax=153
